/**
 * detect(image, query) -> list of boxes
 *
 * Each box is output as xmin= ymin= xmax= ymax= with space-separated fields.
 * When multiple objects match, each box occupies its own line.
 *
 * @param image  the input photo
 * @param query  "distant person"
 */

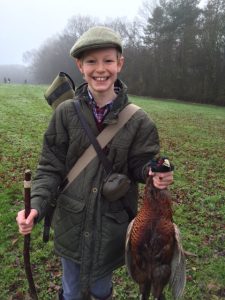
xmin=7 ymin=78 xmax=11 ymax=84
xmin=16 ymin=26 xmax=174 ymax=300
xmin=4 ymin=77 xmax=7 ymax=84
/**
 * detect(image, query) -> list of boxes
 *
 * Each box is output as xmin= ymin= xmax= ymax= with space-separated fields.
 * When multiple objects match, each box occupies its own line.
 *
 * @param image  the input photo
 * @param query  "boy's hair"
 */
xmin=70 ymin=26 xmax=123 ymax=59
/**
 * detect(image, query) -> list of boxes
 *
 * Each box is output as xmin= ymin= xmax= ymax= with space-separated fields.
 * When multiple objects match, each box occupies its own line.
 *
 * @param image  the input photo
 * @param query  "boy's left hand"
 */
xmin=149 ymin=169 xmax=173 ymax=189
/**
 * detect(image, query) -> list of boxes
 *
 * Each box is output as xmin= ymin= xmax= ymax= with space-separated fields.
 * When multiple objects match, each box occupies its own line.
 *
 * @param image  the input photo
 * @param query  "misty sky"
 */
xmin=0 ymin=0 xmax=144 ymax=65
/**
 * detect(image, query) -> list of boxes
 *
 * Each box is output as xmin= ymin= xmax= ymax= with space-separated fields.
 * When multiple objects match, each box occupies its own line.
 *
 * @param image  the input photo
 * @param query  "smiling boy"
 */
xmin=17 ymin=26 xmax=173 ymax=300
xmin=76 ymin=48 xmax=124 ymax=107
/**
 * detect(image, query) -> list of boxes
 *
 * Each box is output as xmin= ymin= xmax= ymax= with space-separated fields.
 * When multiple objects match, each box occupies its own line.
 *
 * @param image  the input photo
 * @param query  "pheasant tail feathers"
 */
xmin=169 ymin=223 xmax=186 ymax=299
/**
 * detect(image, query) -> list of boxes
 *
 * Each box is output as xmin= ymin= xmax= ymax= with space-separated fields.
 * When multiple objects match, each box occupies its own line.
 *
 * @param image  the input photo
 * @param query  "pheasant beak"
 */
xmin=163 ymin=159 xmax=171 ymax=168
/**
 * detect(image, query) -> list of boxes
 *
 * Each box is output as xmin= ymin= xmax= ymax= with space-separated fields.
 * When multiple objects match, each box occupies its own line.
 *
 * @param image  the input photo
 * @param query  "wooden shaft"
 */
xmin=23 ymin=169 xmax=38 ymax=299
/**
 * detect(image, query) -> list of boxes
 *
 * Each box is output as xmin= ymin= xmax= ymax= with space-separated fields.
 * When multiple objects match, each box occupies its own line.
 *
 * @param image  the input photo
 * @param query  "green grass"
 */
xmin=0 ymin=84 xmax=225 ymax=299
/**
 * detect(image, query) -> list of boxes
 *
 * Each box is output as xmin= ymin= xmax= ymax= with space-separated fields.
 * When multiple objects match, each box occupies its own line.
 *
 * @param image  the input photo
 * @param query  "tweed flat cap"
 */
xmin=70 ymin=26 xmax=123 ymax=58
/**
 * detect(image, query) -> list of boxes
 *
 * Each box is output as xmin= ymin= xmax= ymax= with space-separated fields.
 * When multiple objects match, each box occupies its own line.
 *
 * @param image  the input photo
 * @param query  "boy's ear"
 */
xmin=75 ymin=59 xmax=83 ymax=73
xmin=117 ymin=55 xmax=124 ymax=73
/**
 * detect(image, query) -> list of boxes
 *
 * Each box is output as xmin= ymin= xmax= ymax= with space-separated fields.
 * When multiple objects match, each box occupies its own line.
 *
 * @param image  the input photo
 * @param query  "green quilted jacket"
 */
xmin=31 ymin=79 xmax=160 ymax=290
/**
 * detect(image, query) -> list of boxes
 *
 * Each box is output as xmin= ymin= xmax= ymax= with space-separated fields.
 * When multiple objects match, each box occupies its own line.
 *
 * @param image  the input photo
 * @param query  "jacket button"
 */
xmin=84 ymin=232 xmax=89 ymax=238
xmin=92 ymin=187 xmax=98 ymax=193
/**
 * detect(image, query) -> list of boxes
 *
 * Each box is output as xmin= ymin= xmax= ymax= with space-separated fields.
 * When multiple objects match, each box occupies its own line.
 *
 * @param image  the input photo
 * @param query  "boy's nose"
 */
xmin=96 ymin=62 xmax=105 ymax=72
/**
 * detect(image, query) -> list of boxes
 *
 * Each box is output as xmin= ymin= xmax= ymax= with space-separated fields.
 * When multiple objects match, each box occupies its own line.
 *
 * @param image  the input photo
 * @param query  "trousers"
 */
xmin=61 ymin=257 xmax=113 ymax=300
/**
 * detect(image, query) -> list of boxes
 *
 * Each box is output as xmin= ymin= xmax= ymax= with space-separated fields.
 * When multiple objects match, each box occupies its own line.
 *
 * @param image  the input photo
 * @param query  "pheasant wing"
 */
xmin=125 ymin=219 xmax=136 ymax=280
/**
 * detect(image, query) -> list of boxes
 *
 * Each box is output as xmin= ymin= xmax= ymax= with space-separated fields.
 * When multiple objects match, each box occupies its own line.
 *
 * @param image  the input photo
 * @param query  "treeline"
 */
xmin=24 ymin=0 xmax=225 ymax=105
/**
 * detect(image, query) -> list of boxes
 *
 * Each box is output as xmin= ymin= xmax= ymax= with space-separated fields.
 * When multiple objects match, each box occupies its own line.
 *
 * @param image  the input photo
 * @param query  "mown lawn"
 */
xmin=0 ymin=84 xmax=224 ymax=300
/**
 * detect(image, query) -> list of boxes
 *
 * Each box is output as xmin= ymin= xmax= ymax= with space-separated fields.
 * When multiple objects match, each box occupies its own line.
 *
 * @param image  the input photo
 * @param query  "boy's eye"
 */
xmin=105 ymin=59 xmax=114 ymax=63
xmin=86 ymin=59 xmax=96 ymax=64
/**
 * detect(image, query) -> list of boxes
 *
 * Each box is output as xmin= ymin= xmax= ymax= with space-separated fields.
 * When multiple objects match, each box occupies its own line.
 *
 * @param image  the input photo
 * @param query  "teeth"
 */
xmin=95 ymin=77 xmax=107 ymax=81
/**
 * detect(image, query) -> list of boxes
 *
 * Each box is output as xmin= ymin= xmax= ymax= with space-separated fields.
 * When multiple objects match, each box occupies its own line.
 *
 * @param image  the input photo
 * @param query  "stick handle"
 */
xmin=24 ymin=170 xmax=31 ymax=218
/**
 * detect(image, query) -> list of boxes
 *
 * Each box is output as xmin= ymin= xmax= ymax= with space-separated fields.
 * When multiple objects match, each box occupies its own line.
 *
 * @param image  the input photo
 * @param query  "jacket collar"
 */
xmin=74 ymin=79 xmax=129 ymax=124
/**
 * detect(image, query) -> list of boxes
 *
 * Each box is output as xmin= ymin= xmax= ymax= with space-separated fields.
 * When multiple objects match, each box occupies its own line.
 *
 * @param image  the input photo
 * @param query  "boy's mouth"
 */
xmin=93 ymin=77 xmax=108 ymax=81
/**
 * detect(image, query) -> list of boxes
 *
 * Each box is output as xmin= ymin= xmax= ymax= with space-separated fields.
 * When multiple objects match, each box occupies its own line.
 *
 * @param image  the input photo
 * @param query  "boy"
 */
xmin=17 ymin=26 xmax=173 ymax=300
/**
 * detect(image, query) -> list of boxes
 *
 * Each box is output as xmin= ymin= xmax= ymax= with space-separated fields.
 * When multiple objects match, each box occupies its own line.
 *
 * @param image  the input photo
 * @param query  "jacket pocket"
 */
xmin=53 ymin=193 xmax=85 ymax=260
xmin=98 ymin=209 xmax=129 ymax=267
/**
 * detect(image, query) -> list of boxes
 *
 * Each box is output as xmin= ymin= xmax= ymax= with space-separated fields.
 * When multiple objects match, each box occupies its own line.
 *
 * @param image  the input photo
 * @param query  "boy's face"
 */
xmin=76 ymin=48 xmax=124 ymax=97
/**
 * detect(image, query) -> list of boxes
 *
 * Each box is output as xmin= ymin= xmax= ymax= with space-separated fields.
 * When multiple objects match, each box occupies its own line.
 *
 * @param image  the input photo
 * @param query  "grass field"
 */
xmin=0 ymin=84 xmax=224 ymax=300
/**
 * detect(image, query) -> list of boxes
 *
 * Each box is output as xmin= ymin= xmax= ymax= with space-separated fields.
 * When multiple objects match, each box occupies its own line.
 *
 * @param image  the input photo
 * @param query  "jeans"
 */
xmin=61 ymin=257 xmax=112 ymax=300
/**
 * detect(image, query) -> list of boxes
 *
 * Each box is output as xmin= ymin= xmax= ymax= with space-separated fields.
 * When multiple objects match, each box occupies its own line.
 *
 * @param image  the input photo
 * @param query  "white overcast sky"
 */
xmin=0 ymin=0 xmax=145 ymax=65
xmin=0 ymin=0 xmax=207 ymax=65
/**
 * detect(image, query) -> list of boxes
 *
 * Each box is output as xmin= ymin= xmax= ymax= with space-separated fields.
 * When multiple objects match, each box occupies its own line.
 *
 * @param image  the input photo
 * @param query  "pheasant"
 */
xmin=125 ymin=158 xmax=186 ymax=300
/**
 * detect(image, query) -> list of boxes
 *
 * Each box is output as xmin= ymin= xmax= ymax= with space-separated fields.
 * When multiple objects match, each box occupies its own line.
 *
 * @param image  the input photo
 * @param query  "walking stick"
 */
xmin=23 ymin=169 xmax=38 ymax=299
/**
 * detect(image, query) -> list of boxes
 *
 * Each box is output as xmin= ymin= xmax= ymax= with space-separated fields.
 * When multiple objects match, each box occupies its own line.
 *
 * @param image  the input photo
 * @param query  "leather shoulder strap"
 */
xmin=62 ymin=103 xmax=140 ymax=192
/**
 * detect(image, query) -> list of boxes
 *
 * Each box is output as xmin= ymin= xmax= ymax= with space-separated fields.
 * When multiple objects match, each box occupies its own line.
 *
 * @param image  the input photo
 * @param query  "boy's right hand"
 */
xmin=16 ymin=209 xmax=38 ymax=235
